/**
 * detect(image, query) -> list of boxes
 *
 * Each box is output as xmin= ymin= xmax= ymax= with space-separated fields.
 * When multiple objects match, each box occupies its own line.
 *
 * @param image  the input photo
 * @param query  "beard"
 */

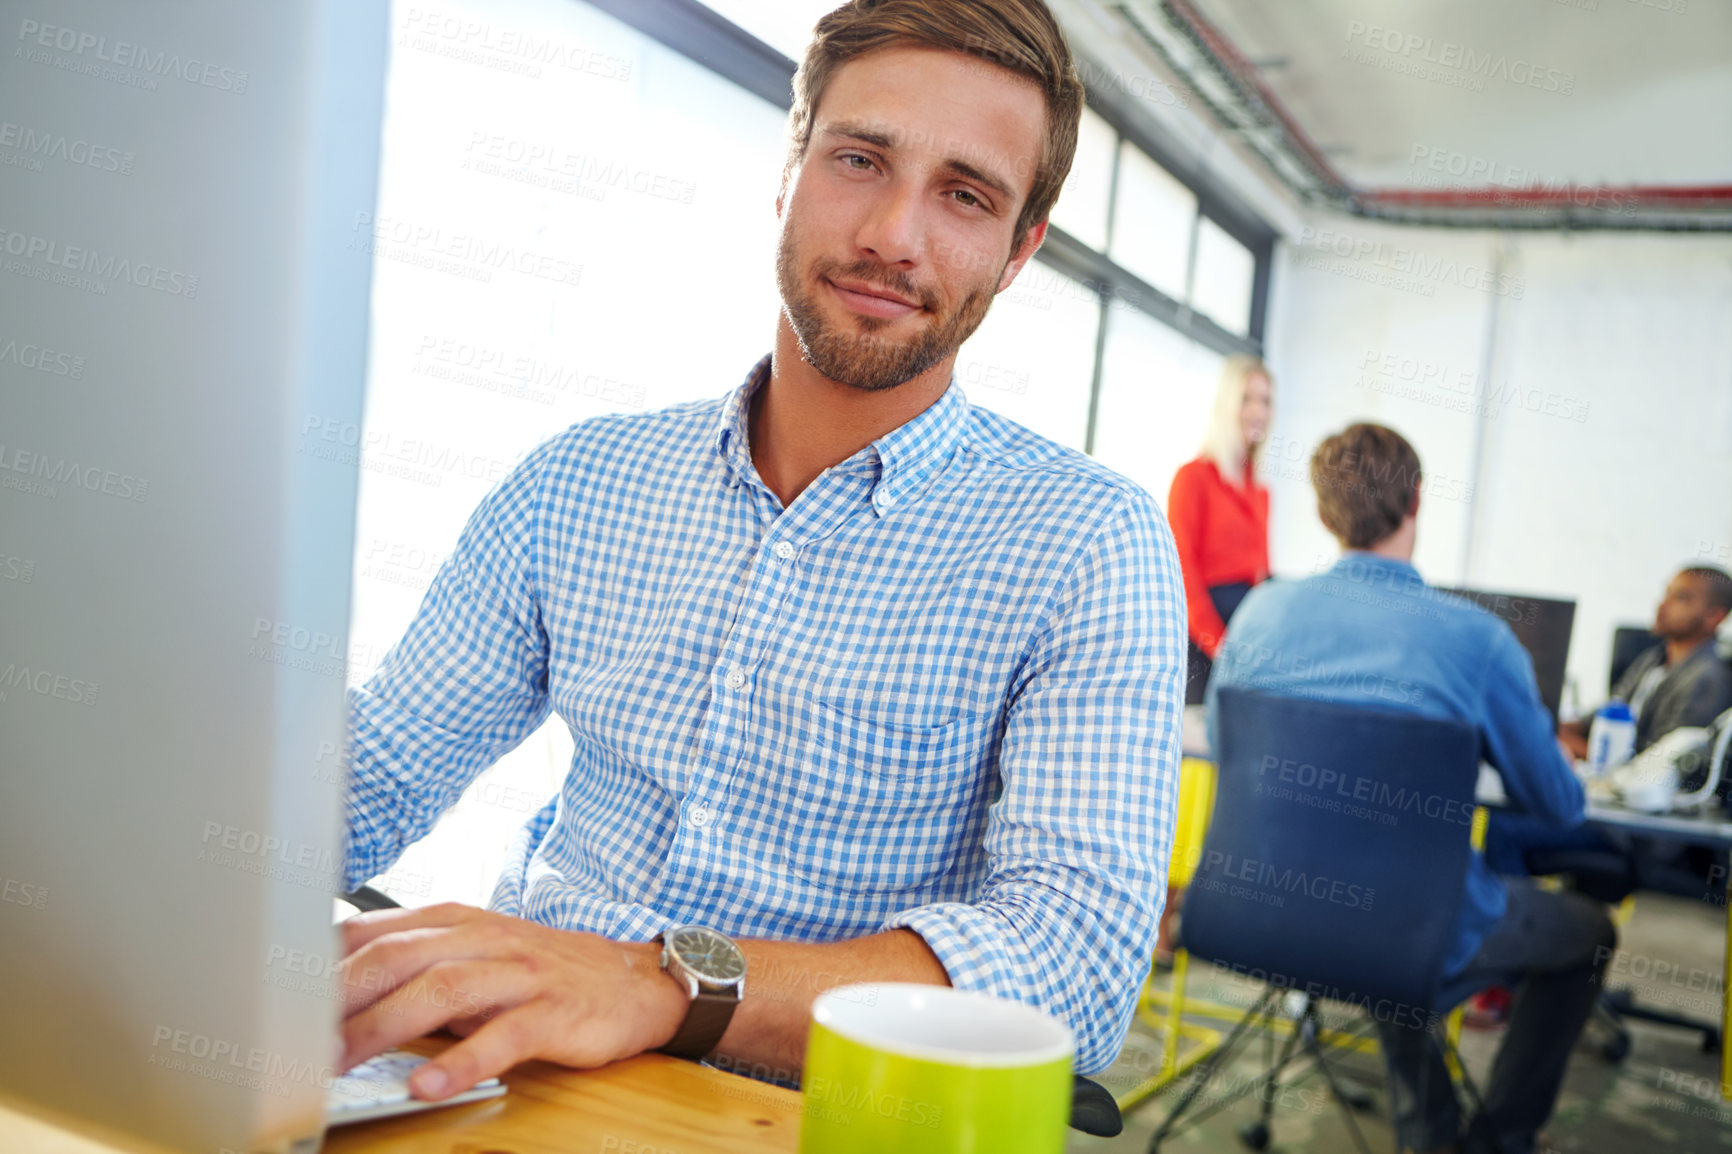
xmin=775 ymin=227 xmax=1001 ymax=393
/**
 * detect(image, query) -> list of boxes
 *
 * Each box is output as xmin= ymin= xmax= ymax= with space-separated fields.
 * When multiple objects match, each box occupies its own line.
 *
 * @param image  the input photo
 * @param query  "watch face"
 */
xmin=670 ymin=925 xmax=746 ymax=984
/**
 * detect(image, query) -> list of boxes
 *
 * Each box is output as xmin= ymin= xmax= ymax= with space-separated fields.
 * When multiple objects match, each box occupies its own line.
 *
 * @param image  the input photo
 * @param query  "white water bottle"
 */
xmin=1587 ymin=699 xmax=1637 ymax=775
xmin=1560 ymin=676 xmax=1582 ymax=725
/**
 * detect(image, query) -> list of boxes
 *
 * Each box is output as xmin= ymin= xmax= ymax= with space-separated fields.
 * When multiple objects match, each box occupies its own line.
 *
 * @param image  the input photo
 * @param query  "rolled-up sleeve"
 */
xmin=342 ymin=441 xmax=557 ymax=892
xmin=881 ymin=488 xmax=1185 ymax=1074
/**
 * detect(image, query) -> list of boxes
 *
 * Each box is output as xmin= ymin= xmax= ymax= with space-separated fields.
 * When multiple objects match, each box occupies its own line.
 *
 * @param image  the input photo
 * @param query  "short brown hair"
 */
xmin=1310 ymin=424 xmax=1423 ymax=549
xmin=785 ymin=0 xmax=1085 ymax=249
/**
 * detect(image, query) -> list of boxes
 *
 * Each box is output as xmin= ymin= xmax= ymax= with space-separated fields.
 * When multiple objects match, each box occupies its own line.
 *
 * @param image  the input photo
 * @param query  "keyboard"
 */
xmin=327 ymin=1051 xmax=507 ymax=1126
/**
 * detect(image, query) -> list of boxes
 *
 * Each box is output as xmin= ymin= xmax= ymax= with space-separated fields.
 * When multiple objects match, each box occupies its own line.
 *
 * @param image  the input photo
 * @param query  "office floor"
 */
xmin=1079 ymin=892 xmax=1732 ymax=1153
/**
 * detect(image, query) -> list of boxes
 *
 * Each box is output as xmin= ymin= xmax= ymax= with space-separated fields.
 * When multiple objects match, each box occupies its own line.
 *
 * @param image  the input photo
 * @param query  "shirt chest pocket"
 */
xmin=777 ymin=658 xmax=996 ymax=894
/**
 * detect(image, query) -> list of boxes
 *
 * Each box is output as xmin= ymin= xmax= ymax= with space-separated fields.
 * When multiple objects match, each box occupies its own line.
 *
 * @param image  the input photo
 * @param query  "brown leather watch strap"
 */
xmin=659 ymin=987 xmax=739 ymax=1061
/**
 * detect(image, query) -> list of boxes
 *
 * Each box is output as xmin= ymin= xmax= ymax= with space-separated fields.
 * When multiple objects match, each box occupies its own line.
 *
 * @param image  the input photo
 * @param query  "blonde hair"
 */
xmin=1200 ymin=355 xmax=1272 ymax=479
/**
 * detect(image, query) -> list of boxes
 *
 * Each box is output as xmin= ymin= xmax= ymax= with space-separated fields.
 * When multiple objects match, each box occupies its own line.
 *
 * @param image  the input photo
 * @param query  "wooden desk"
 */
xmin=0 ymin=1044 xmax=803 ymax=1154
xmin=324 ymin=1048 xmax=801 ymax=1154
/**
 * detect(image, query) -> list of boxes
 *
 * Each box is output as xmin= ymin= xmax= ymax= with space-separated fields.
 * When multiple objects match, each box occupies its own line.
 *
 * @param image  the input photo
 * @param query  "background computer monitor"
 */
xmin=0 ymin=3 xmax=385 ymax=1151
xmin=1437 ymin=587 xmax=1577 ymax=722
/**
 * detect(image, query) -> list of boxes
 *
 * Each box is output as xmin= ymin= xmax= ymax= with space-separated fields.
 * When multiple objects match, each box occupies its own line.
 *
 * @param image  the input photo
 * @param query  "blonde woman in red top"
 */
xmin=1168 ymin=354 xmax=1273 ymax=705
xmin=1156 ymin=356 xmax=1270 ymax=964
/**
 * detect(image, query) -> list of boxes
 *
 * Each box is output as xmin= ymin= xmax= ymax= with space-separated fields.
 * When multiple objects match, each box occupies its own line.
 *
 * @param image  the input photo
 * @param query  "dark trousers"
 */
xmin=1184 ymin=581 xmax=1254 ymax=705
xmin=1372 ymin=882 xmax=1615 ymax=1154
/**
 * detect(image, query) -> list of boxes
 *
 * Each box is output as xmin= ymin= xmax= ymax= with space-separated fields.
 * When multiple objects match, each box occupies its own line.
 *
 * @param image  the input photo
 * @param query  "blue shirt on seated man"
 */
xmin=1207 ymin=422 xmax=1614 ymax=1154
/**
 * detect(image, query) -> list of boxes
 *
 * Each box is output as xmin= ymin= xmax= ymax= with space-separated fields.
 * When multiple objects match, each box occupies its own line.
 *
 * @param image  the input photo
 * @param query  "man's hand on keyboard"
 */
xmin=336 ymin=903 xmax=688 ymax=1101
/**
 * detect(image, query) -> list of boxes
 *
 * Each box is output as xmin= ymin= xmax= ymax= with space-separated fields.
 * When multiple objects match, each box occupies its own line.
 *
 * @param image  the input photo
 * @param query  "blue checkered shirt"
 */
xmin=342 ymin=355 xmax=1185 ymax=1072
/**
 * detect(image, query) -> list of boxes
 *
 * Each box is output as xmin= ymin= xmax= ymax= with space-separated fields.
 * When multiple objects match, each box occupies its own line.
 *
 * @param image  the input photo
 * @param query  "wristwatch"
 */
xmin=656 ymin=924 xmax=747 ymax=1060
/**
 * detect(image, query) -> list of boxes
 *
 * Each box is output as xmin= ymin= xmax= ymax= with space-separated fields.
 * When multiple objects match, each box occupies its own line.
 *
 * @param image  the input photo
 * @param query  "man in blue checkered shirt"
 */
xmin=337 ymin=0 xmax=1184 ymax=1100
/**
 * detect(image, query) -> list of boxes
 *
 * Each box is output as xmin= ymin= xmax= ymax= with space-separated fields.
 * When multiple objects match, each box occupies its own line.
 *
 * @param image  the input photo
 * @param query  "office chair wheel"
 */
xmin=1237 ymin=1120 xmax=1271 ymax=1150
xmin=1599 ymin=1030 xmax=1630 ymax=1064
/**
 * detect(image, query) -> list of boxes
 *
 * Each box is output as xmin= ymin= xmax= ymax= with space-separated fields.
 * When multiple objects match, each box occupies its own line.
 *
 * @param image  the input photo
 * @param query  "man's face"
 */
xmin=1654 ymin=572 xmax=1724 ymax=640
xmin=775 ymin=47 xmax=1048 ymax=392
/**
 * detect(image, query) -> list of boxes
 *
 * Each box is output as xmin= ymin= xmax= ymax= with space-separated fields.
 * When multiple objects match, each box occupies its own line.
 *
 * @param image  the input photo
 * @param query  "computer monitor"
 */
xmin=0 ymin=3 xmax=385 ymax=1151
xmin=1436 ymin=587 xmax=1577 ymax=722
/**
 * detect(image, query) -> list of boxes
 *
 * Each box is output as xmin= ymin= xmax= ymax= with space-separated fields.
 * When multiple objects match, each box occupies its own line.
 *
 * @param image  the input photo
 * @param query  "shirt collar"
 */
xmin=712 ymin=355 xmax=771 ymax=490
xmin=856 ymin=372 xmax=970 ymax=516
xmin=1330 ymin=551 xmax=1422 ymax=581
xmin=712 ymin=354 xmax=970 ymax=515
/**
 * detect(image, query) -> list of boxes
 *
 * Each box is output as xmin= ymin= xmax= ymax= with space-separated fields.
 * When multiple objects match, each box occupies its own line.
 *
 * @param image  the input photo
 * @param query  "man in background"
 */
xmin=1485 ymin=567 xmax=1732 ymax=882
xmin=1210 ymin=423 xmax=1613 ymax=1154
xmin=1557 ymin=566 xmax=1732 ymax=759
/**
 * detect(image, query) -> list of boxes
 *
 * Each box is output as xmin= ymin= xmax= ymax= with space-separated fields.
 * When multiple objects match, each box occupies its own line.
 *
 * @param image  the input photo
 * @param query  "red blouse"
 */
xmin=1167 ymin=456 xmax=1269 ymax=657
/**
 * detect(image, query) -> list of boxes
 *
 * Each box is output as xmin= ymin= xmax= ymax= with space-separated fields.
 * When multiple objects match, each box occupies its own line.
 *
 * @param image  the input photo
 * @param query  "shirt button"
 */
xmin=688 ymin=803 xmax=711 ymax=829
xmin=773 ymin=541 xmax=795 ymax=561
xmin=724 ymin=668 xmax=747 ymax=690
xmin=877 ymin=490 xmax=897 ymax=509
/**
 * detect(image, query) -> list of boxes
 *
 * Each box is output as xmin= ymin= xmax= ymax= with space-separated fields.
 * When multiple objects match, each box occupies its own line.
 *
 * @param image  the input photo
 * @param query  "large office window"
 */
xmin=1049 ymin=106 xmax=1117 ymax=253
xmin=1109 ymin=141 xmax=1196 ymax=302
xmin=353 ymin=0 xmax=790 ymax=904
xmin=353 ymin=0 xmax=1274 ymax=901
xmin=695 ymin=0 xmax=832 ymax=58
xmin=1193 ymin=215 xmax=1257 ymax=337
xmin=959 ymin=264 xmax=1101 ymax=451
xmin=1091 ymin=309 xmax=1225 ymax=505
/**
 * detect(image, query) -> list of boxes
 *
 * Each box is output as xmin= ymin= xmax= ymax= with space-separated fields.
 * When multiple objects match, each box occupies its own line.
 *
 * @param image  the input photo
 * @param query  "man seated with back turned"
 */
xmin=331 ymin=0 xmax=1184 ymax=1103
xmin=1209 ymin=423 xmax=1614 ymax=1154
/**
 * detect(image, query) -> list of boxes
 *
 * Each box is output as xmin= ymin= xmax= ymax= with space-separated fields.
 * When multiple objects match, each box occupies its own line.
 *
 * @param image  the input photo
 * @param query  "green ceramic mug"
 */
xmin=798 ymin=983 xmax=1074 ymax=1153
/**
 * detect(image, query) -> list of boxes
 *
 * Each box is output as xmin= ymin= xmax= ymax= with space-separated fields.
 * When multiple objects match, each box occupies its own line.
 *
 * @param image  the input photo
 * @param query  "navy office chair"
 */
xmin=1147 ymin=688 xmax=1495 ymax=1154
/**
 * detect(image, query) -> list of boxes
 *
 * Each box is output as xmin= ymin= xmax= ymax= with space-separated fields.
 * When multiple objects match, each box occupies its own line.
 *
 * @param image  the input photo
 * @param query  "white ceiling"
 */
xmin=1186 ymin=0 xmax=1732 ymax=193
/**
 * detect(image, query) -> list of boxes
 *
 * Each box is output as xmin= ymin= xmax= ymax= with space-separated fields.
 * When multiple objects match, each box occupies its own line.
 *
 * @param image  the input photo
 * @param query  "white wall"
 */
xmin=1263 ymin=220 xmax=1732 ymax=703
xmin=1258 ymin=221 xmax=1493 ymax=583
